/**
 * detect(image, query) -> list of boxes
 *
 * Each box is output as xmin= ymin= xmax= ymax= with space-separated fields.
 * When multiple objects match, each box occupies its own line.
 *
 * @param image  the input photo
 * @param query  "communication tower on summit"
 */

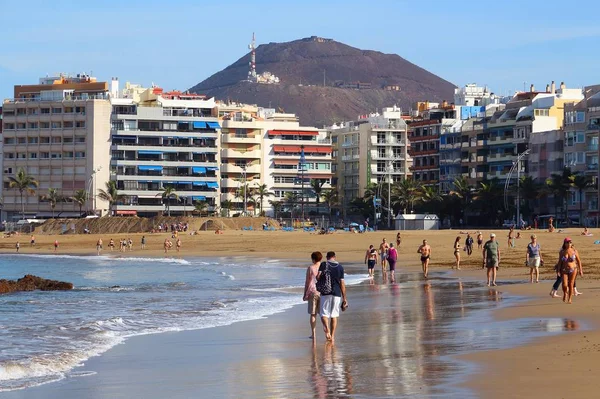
xmin=248 ymin=32 xmax=257 ymax=80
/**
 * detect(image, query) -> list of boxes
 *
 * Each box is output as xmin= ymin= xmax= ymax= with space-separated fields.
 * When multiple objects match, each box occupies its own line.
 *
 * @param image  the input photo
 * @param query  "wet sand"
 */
xmin=2 ymin=228 xmax=599 ymax=397
xmin=1 ymin=268 xmax=587 ymax=399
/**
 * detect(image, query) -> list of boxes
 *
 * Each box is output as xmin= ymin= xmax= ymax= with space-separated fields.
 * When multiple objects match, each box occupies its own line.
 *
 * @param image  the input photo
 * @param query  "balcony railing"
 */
xmin=587 ymin=144 xmax=599 ymax=152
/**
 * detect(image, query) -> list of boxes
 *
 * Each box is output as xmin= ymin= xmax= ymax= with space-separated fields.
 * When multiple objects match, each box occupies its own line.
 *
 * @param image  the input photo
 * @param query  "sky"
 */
xmin=1 ymin=0 xmax=599 ymax=101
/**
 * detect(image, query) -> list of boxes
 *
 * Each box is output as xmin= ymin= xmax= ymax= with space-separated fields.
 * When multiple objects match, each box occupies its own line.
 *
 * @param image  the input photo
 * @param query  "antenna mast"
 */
xmin=248 ymin=32 xmax=257 ymax=81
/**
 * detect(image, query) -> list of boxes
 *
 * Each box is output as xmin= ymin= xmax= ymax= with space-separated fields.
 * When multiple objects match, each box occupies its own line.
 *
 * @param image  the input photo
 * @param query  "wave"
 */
xmin=3 ymin=253 xmax=190 ymax=265
xmin=220 ymin=271 xmax=235 ymax=280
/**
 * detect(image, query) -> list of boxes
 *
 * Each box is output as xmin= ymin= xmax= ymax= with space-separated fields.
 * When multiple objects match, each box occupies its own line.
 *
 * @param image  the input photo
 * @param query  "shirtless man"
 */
xmin=379 ymin=238 xmax=390 ymax=273
xmin=164 ymin=238 xmax=171 ymax=254
xmin=417 ymin=239 xmax=432 ymax=278
xmin=364 ymin=245 xmax=379 ymax=278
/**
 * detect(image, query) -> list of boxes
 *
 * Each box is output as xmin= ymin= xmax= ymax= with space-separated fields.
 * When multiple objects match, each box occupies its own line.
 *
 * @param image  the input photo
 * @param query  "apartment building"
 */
xmin=110 ymin=83 xmax=220 ymax=217
xmin=218 ymin=104 xmax=332 ymax=216
xmin=330 ymin=106 xmax=410 ymax=209
xmin=1 ymin=74 xmax=111 ymax=220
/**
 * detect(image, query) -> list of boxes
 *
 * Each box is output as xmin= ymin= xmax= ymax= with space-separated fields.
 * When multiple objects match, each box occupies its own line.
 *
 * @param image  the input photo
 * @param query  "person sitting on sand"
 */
xmin=581 ymin=227 xmax=593 ymax=236
xmin=417 ymin=239 xmax=431 ymax=278
xmin=214 ymin=229 xmax=223 ymax=235
xmin=548 ymin=217 xmax=555 ymax=232
xmin=516 ymin=232 xmax=522 ymax=239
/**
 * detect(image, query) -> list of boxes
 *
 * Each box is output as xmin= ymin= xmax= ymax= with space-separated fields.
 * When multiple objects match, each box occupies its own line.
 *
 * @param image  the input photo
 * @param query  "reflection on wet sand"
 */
xmin=225 ymin=272 xmax=581 ymax=398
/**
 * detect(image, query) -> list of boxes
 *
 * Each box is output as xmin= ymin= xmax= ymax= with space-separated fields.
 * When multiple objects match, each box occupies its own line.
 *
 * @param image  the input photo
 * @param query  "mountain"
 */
xmin=189 ymin=36 xmax=456 ymax=127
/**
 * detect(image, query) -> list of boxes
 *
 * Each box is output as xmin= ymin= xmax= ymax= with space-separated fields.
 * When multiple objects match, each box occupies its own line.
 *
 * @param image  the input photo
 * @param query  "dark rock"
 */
xmin=0 ymin=275 xmax=73 ymax=294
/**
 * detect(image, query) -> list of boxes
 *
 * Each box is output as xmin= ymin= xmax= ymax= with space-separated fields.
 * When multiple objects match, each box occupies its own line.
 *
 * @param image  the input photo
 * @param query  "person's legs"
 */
xmin=492 ymin=267 xmax=497 ymax=285
xmin=329 ymin=317 xmax=338 ymax=343
xmin=424 ymin=259 xmax=429 ymax=278
xmin=529 ymin=267 xmax=534 ymax=283
xmin=456 ymin=252 xmax=461 ymax=270
xmin=562 ymin=274 xmax=568 ymax=302
xmin=535 ymin=266 xmax=539 ymax=283
xmin=486 ymin=267 xmax=491 ymax=286
xmin=320 ymin=295 xmax=332 ymax=340
xmin=552 ymin=275 xmax=562 ymax=291
xmin=568 ymin=273 xmax=577 ymax=304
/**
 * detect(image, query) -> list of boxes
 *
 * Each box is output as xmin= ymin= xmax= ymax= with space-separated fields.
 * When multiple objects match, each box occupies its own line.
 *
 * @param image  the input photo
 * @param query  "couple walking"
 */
xmin=303 ymin=251 xmax=347 ymax=343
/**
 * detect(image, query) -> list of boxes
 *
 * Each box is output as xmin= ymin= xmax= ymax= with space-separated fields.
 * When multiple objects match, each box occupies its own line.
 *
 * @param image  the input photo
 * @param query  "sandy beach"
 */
xmin=2 ymin=226 xmax=599 ymax=397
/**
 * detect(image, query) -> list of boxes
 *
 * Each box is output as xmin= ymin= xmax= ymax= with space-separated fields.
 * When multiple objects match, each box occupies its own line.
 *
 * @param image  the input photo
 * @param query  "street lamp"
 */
xmin=87 ymin=166 xmax=102 ymax=215
xmin=299 ymin=145 xmax=306 ymax=220
xmin=241 ymin=164 xmax=247 ymax=216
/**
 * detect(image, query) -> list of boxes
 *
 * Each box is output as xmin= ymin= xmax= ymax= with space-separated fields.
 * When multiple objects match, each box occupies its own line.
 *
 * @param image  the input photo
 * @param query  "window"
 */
xmin=51 ymin=137 xmax=62 ymax=144
xmin=28 ymin=122 xmax=39 ymax=129
xmin=51 ymin=122 xmax=62 ymax=129
xmin=40 ymin=122 xmax=50 ymax=129
xmin=17 ymin=137 xmax=26 ymax=144
xmin=577 ymin=111 xmax=585 ymax=123
xmin=564 ymin=152 xmax=575 ymax=166
xmin=3 ymin=123 xmax=15 ymax=130
xmin=64 ymin=121 xmax=74 ymax=128
xmin=63 ymin=137 xmax=73 ymax=144
xmin=40 ymin=152 xmax=50 ymax=159
xmin=235 ymin=128 xmax=247 ymax=138
xmin=576 ymin=132 xmax=585 ymax=144
xmin=234 ymin=160 xmax=247 ymax=167
xmin=18 ymin=153 xmax=26 ymax=159
xmin=40 ymin=137 xmax=50 ymax=144
xmin=75 ymin=136 xmax=86 ymax=143
xmin=577 ymin=152 xmax=585 ymax=164
xmin=5 ymin=153 xmax=15 ymax=159
xmin=29 ymin=153 xmax=37 ymax=159
xmin=27 ymin=108 xmax=38 ymax=115
xmin=17 ymin=123 xmax=26 ymax=130
xmin=63 ymin=152 xmax=74 ymax=159
xmin=75 ymin=151 xmax=85 ymax=159
xmin=28 ymin=137 xmax=38 ymax=144
xmin=75 ymin=106 xmax=85 ymax=114
xmin=75 ymin=121 xmax=86 ymax=128
xmin=52 ymin=107 xmax=62 ymax=114
xmin=565 ymin=132 xmax=575 ymax=147
xmin=64 ymin=107 xmax=74 ymax=114
xmin=41 ymin=108 xmax=50 ymax=114
xmin=51 ymin=153 xmax=62 ymax=159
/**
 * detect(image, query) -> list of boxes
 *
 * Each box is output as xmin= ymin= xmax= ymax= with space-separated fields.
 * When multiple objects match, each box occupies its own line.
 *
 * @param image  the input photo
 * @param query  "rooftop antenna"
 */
xmin=248 ymin=32 xmax=257 ymax=80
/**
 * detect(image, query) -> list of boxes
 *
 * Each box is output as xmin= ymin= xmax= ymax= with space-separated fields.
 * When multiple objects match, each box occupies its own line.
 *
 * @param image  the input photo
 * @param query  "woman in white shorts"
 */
xmin=525 ymin=234 xmax=543 ymax=283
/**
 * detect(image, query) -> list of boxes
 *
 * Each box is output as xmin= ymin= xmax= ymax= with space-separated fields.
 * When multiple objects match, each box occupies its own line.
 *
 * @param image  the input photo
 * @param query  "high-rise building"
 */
xmin=110 ymin=83 xmax=220 ymax=217
xmin=1 ymin=74 xmax=112 ymax=220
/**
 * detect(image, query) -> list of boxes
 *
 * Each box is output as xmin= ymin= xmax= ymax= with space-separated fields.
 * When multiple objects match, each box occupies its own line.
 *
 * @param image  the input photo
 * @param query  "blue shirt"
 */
xmin=318 ymin=260 xmax=345 ymax=297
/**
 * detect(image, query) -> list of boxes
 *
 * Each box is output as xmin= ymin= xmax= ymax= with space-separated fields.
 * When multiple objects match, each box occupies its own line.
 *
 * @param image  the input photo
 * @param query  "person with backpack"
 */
xmin=316 ymin=251 xmax=347 ymax=343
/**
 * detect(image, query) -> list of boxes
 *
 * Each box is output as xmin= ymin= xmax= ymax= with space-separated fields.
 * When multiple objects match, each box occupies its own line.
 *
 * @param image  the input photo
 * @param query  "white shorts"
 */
xmin=320 ymin=295 xmax=342 ymax=318
xmin=528 ymin=257 xmax=541 ymax=268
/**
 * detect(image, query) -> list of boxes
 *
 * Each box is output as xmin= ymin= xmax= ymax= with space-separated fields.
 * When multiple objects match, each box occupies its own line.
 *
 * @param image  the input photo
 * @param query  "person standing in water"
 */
xmin=453 ymin=236 xmax=461 ymax=270
xmin=476 ymin=231 xmax=483 ymax=249
xmin=558 ymin=238 xmax=583 ymax=304
xmin=387 ymin=243 xmax=398 ymax=282
xmin=417 ymin=239 xmax=431 ymax=278
xmin=483 ymin=233 xmax=500 ymax=286
xmin=379 ymin=238 xmax=390 ymax=274
xmin=525 ymin=234 xmax=543 ymax=283
xmin=364 ymin=245 xmax=378 ymax=278
xmin=317 ymin=251 xmax=347 ymax=343
xmin=303 ymin=251 xmax=323 ymax=341
xmin=141 ymin=235 xmax=146 ymax=250
xmin=465 ymin=233 xmax=474 ymax=256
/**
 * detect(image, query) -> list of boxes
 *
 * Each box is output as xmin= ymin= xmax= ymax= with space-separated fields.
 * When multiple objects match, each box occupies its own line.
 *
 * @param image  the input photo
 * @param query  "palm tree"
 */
xmin=449 ymin=176 xmax=473 ymax=225
xmin=392 ymin=178 xmax=422 ymax=214
xmin=473 ymin=179 xmax=503 ymax=224
xmin=193 ymin=200 xmax=208 ymax=216
xmin=321 ymin=188 xmax=339 ymax=218
xmin=235 ymin=184 xmax=250 ymax=214
xmin=269 ymin=199 xmax=283 ymax=219
xmin=310 ymin=179 xmax=326 ymax=214
xmin=42 ymin=188 xmax=63 ymax=219
xmin=221 ymin=199 xmax=233 ymax=217
xmin=254 ymin=184 xmax=273 ymax=216
xmin=8 ymin=168 xmax=38 ymax=221
xmin=157 ymin=186 xmax=179 ymax=217
xmin=97 ymin=181 xmax=125 ymax=216
xmin=546 ymin=168 xmax=572 ymax=223
xmin=284 ymin=191 xmax=300 ymax=216
xmin=419 ymin=185 xmax=442 ymax=214
xmin=70 ymin=189 xmax=88 ymax=217
xmin=570 ymin=173 xmax=592 ymax=225
xmin=519 ymin=176 xmax=542 ymax=222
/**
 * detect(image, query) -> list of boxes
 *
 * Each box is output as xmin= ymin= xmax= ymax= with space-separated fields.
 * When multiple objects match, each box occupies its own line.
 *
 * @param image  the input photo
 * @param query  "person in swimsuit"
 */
xmin=453 ymin=236 xmax=461 ymax=270
xmin=96 ymin=239 xmax=103 ymax=256
xmin=525 ymin=234 xmax=543 ymax=283
xmin=417 ymin=239 xmax=431 ymax=278
xmin=379 ymin=238 xmax=390 ymax=273
xmin=54 ymin=240 xmax=59 ymax=252
xmin=176 ymin=237 xmax=182 ymax=252
xmin=396 ymin=232 xmax=402 ymax=249
xmin=387 ymin=243 xmax=398 ymax=282
xmin=109 ymin=238 xmax=115 ymax=251
xmin=364 ymin=245 xmax=379 ymax=278
xmin=476 ymin=231 xmax=483 ymax=249
xmin=30 ymin=235 xmax=35 ymax=246
xmin=507 ymin=226 xmax=514 ymax=248
xmin=558 ymin=237 xmax=583 ymax=304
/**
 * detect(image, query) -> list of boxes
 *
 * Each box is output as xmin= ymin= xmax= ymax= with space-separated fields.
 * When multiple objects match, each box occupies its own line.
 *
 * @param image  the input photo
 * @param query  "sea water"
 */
xmin=0 ymin=254 xmax=367 ymax=392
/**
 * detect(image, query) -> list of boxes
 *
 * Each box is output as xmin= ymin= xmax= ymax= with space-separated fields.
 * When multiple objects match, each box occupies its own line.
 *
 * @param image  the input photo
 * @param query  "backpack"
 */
xmin=316 ymin=262 xmax=333 ymax=295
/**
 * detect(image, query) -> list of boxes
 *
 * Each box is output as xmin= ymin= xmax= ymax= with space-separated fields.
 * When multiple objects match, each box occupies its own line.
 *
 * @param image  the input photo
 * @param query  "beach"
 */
xmin=1 ymin=227 xmax=599 ymax=397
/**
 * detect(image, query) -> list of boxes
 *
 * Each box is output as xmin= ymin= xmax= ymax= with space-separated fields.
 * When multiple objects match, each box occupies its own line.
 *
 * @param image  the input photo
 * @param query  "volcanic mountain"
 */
xmin=189 ymin=36 xmax=456 ymax=127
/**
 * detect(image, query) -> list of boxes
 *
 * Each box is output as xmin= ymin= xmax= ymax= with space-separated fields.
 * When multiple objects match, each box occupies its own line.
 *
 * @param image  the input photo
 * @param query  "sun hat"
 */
xmin=564 ymin=237 xmax=572 ymax=243
xmin=490 ymin=233 xmax=496 ymax=238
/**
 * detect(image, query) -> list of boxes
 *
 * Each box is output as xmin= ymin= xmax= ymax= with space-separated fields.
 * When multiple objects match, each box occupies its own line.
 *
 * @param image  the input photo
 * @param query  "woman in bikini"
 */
xmin=396 ymin=232 xmax=402 ymax=249
xmin=453 ymin=236 xmax=461 ymax=270
xmin=558 ymin=237 xmax=583 ymax=304
xmin=476 ymin=231 xmax=483 ymax=249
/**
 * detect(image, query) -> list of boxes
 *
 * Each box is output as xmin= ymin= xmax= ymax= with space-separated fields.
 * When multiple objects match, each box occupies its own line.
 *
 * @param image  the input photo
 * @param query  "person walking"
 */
xmin=476 ymin=231 xmax=483 ymax=249
xmin=96 ymin=239 xmax=103 ymax=256
xmin=15 ymin=242 xmax=20 ymax=253
xmin=364 ymin=245 xmax=378 ymax=278
xmin=558 ymin=238 xmax=583 ymax=304
xmin=141 ymin=235 xmax=146 ymax=250
xmin=303 ymin=251 xmax=323 ymax=341
xmin=417 ymin=239 xmax=431 ymax=278
xmin=388 ymin=243 xmax=398 ymax=282
xmin=453 ymin=236 xmax=461 ymax=270
xmin=525 ymin=234 xmax=543 ymax=283
xmin=379 ymin=238 xmax=390 ymax=274
xmin=54 ymin=240 xmax=59 ymax=252
xmin=465 ymin=233 xmax=474 ymax=256
xmin=483 ymin=233 xmax=500 ymax=286
xmin=316 ymin=251 xmax=347 ymax=343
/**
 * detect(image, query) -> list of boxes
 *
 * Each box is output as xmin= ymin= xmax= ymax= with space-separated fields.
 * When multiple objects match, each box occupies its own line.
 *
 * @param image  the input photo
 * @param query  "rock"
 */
xmin=0 ymin=274 xmax=73 ymax=294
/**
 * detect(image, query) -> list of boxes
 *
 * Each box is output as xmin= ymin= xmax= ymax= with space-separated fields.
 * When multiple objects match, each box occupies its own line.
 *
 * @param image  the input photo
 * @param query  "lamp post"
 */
xmin=87 ymin=166 xmax=102 ymax=216
xmin=299 ymin=145 xmax=306 ymax=220
xmin=241 ymin=164 xmax=247 ymax=216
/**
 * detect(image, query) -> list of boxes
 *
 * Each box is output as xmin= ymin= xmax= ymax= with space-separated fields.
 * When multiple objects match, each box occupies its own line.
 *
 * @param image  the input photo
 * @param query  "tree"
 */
xmin=235 ymin=184 xmax=251 ymax=214
xmin=157 ymin=186 xmax=179 ymax=217
xmin=97 ymin=181 xmax=125 ymax=216
xmin=321 ymin=188 xmax=339 ymax=218
xmin=8 ymin=168 xmax=38 ymax=221
xmin=310 ymin=179 xmax=326 ymax=214
xmin=269 ymin=200 xmax=283 ymax=219
xmin=254 ymin=184 xmax=273 ymax=216
xmin=221 ymin=199 xmax=233 ymax=217
xmin=70 ymin=189 xmax=88 ymax=217
xmin=193 ymin=200 xmax=208 ymax=216
xmin=284 ymin=192 xmax=300 ymax=216
xmin=392 ymin=178 xmax=422 ymax=214
xmin=546 ymin=168 xmax=572 ymax=223
xmin=519 ymin=176 xmax=542 ymax=222
xmin=42 ymin=188 xmax=63 ymax=219
xmin=449 ymin=176 xmax=473 ymax=225
xmin=473 ymin=179 xmax=503 ymax=223
xmin=570 ymin=173 xmax=592 ymax=225
xmin=418 ymin=185 xmax=442 ymax=214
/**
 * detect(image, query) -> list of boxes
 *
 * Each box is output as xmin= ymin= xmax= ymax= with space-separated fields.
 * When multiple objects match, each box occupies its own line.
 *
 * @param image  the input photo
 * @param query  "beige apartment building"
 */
xmin=1 ymin=74 xmax=111 ymax=220
xmin=330 ymin=107 xmax=411 ymax=212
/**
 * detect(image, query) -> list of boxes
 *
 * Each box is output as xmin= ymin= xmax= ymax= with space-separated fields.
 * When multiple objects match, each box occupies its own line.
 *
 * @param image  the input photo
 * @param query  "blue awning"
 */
xmin=192 ymin=167 xmax=207 ymax=173
xmin=206 ymin=182 xmax=219 ymax=188
xmin=138 ymin=165 xmax=163 ymax=171
xmin=206 ymin=122 xmax=221 ymax=129
xmin=113 ymin=135 xmax=136 ymax=140
xmin=192 ymin=196 xmax=206 ymax=201
xmin=193 ymin=121 xmax=207 ymax=129
xmin=138 ymin=150 xmax=162 ymax=155
xmin=192 ymin=181 xmax=207 ymax=187
xmin=206 ymin=166 xmax=219 ymax=171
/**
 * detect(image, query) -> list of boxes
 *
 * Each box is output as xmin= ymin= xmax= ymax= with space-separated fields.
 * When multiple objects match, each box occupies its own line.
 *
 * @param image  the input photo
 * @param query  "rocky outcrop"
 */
xmin=0 ymin=275 xmax=73 ymax=294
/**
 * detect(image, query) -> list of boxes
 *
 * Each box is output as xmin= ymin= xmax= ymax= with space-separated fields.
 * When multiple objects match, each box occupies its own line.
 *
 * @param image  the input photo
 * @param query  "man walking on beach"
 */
xmin=417 ymin=239 xmax=431 ymax=278
xmin=379 ymin=238 xmax=390 ymax=273
xmin=483 ymin=233 xmax=501 ymax=286
xmin=364 ymin=245 xmax=378 ymax=278
xmin=317 ymin=251 xmax=347 ymax=343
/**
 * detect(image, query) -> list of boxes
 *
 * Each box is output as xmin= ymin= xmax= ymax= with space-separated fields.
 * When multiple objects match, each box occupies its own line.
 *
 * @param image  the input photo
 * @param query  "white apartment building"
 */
xmin=110 ymin=84 xmax=220 ymax=217
xmin=1 ymin=74 xmax=111 ymax=220
xmin=330 ymin=106 xmax=411 ymax=210
xmin=218 ymin=104 xmax=332 ymax=217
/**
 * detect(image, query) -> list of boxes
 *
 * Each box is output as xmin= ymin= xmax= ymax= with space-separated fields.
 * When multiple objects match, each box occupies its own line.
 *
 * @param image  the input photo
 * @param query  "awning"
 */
xmin=268 ymin=130 xmax=318 ymax=136
xmin=116 ymin=210 xmax=137 ymax=216
xmin=274 ymin=159 xmax=300 ymax=165
xmin=193 ymin=121 xmax=207 ymax=129
xmin=206 ymin=182 xmax=219 ymax=188
xmin=138 ymin=165 xmax=163 ymax=171
xmin=177 ymin=181 xmax=192 ymax=185
xmin=273 ymin=145 xmax=302 ymax=153
xmin=206 ymin=166 xmax=219 ymax=171
xmin=192 ymin=196 xmax=206 ymax=201
xmin=206 ymin=122 xmax=221 ymax=129
xmin=112 ymin=135 xmax=136 ymax=140
xmin=306 ymin=174 xmax=333 ymax=179
xmin=138 ymin=150 xmax=162 ymax=155
xmin=304 ymin=146 xmax=332 ymax=153
xmin=192 ymin=166 xmax=207 ymax=173
xmin=193 ymin=181 xmax=207 ymax=186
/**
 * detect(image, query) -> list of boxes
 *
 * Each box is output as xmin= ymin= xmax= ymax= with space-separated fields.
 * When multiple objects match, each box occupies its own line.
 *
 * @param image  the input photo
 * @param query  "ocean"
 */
xmin=0 ymin=254 xmax=368 ymax=392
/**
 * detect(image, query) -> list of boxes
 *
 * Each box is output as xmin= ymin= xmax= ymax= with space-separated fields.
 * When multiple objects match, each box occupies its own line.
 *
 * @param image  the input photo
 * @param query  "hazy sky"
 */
xmin=1 ymin=0 xmax=599 ymax=101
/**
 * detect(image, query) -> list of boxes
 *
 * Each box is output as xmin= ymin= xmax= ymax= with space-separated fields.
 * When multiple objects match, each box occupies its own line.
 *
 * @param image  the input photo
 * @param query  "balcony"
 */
xmin=341 ymin=141 xmax=358 ymax=147
xmin=408 ymin=134 xmax=437 ymax=142
xmin=221 ymin=163 xmax=261 ymax=174
xmin=587 ymin=144 xmax=598 ymax=152
xmin=488 ymin=153 xmax=515 ymax=162
xmin=221 ymin=134 xmax=261 ymax=144
xmin=371 ymin=137 xmax=407 ymax=146
xmin=439 ymin=143 xmax=461 ymax=150
xmin=488 ymin=136 xmax=514 ymax=145
xmin=587 ymin=124 xmax=600 ymax=131
xmin=410 ymin=164 xmax=438 ymax=171
xmin=220 ymin=149 xmax=261 ymax=159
